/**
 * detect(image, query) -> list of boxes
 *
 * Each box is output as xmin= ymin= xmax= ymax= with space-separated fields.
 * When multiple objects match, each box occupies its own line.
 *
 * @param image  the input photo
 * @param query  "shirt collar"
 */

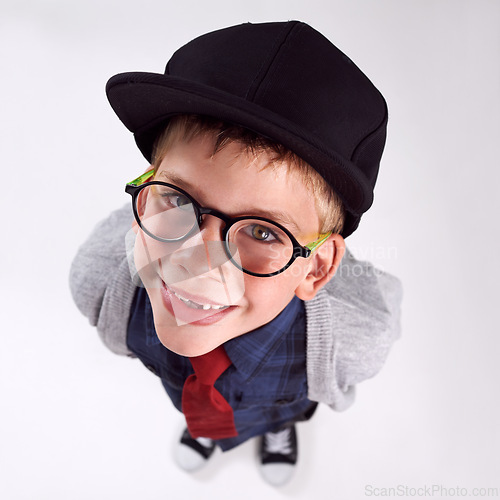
xmin=224 ymin=295 xmax=304 ymax=382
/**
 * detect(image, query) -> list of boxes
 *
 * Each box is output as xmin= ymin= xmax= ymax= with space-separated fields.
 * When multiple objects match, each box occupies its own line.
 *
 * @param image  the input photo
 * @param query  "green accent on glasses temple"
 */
xmin=305 ymin=231 xmax=332 ymax=253
xmin=126 ymin=168 xmax=332 ymax=253
xmin=127 ymin=169 xmax=156 ymax=187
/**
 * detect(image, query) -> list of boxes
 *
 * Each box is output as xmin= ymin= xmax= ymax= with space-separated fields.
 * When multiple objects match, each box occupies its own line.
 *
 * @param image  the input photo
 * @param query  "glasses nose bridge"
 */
xmin=197 ymin=206 xmax=231 ymax=239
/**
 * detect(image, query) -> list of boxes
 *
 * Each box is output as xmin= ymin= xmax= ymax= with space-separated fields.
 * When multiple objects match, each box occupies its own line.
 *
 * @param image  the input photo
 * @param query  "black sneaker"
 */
xmin=175 ymin=428 xmax=216 ymax=471
xmin=259 ymin=425 xmax=298 ymax=486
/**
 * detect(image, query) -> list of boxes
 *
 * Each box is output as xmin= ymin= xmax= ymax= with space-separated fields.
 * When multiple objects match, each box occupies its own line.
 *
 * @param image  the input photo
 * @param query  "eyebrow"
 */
xmin=157 ymin=170 xmax=194 ymax=191
xmin=157 ymin=170 xmax=302 ymax=233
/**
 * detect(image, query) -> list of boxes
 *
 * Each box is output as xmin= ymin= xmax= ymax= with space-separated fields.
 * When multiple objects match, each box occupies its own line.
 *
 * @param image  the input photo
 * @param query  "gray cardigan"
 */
xmin=70 ymin=205 xmax=402 ymax=411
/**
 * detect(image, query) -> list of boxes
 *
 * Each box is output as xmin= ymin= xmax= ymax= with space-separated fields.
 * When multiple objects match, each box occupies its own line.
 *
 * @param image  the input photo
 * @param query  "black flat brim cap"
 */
xmin=106 ymin=21 xmax=388 ymax=237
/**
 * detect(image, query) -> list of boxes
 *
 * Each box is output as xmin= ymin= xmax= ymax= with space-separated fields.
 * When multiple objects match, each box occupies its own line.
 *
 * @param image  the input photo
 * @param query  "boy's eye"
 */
xmin=173 ymin=194 xmax=192 ymax=210
xmin=160 ymin=191 xmax=192 ymax=211
xmin=245 ymin=224 xmax=278 ymax=242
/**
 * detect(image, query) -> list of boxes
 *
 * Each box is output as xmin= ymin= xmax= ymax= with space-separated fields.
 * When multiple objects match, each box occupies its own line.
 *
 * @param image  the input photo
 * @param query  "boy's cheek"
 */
xmin=244 ymin=273 xmax=299 ymax=317
xmin=133 ymin=232 xmax=160 ymax=289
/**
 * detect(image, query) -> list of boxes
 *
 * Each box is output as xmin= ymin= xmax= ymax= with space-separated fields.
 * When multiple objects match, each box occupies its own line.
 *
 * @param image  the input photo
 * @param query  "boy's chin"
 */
xmin=158 ymin=338 xmax=225 ymax=358
xmin=153 ymin=322 xmax=240 ymax=358
xmin=163 ymin=343 xmax=222 ymax=358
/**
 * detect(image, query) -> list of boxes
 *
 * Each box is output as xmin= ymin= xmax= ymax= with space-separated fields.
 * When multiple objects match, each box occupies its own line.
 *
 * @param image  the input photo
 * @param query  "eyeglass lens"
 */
xmin=136 ymin=184 xmax=295 ymax=275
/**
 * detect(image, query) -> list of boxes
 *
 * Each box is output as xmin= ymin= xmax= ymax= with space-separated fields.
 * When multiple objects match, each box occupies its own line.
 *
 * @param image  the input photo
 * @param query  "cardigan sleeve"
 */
xmin=305 ymin=249 xmax=403 ymax=410
xmin=69 ymin=204 xmax=137 ymax=356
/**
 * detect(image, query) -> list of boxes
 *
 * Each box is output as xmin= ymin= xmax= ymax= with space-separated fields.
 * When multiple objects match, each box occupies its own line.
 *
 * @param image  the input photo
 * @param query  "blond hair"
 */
xmin=152 ymin=115 xmax=345 ymax=234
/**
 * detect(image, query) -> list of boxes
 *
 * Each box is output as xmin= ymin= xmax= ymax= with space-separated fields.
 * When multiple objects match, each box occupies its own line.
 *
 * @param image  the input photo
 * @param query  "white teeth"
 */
xmin=172 ymin=290 xmax=228 ymax=311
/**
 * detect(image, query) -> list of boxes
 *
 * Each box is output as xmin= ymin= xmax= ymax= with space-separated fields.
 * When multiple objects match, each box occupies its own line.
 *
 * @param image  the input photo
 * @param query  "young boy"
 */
xmin=70 ymin=21 xmax=402 ymax=486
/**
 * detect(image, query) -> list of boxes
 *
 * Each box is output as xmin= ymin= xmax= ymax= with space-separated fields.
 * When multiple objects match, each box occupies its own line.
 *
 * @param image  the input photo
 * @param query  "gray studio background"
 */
xmin=1 ymin=1 xmax=499 ymax=499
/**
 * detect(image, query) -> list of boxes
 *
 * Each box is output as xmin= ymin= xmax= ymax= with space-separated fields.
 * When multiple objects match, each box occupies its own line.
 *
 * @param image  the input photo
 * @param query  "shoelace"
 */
xmin=264 ymin=428 xmax=293 ymax=455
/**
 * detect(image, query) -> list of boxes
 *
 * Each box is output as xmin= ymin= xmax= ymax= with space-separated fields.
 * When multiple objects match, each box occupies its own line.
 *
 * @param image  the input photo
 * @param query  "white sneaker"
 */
xmin=175 ymin=428 xmax=216 ymax=472
xmin=259 ymin=425 xmax=298 ymax=486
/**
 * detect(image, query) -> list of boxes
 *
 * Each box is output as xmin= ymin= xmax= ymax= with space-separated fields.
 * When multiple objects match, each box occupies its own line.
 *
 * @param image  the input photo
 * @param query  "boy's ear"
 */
xmin=294 ymin=233 xmax=345 ymax=301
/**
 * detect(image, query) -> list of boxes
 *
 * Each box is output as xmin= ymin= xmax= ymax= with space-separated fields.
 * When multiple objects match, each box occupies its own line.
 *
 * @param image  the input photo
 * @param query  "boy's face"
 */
xmin=133 ymin=134 xmax=336 ymax=357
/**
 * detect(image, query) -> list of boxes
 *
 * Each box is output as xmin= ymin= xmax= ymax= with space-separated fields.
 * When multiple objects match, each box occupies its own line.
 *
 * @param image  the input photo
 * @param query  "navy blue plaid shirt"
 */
xmin=127 ymin=287 xmax=317 ymax=451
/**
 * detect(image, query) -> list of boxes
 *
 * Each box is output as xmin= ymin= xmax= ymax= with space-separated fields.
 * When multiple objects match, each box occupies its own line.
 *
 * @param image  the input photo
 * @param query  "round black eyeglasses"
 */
xmin=125 ymin=169 xmax=331 ymax=277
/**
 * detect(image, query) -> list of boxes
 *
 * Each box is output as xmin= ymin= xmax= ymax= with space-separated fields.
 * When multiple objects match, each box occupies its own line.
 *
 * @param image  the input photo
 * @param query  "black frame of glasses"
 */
xmin=125 ymin=180 xmax=312 ymax=277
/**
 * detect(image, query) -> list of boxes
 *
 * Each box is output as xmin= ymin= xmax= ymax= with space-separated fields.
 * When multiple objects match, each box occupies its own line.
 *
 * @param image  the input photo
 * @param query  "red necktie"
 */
xmin=182 ymin=345 xmax=238 ymax=440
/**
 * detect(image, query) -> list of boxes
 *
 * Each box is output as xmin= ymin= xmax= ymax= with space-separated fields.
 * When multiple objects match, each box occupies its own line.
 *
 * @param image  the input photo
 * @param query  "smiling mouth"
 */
xmin=170 ymin=288 xmax=230 ymax=311
xmin=160 ymin=280 xmax=237 ymax=326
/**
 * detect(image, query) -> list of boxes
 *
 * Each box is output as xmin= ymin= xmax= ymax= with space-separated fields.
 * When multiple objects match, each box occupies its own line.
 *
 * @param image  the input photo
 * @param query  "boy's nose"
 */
xmin=168 ymin=215 xmax=230 ymax=277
